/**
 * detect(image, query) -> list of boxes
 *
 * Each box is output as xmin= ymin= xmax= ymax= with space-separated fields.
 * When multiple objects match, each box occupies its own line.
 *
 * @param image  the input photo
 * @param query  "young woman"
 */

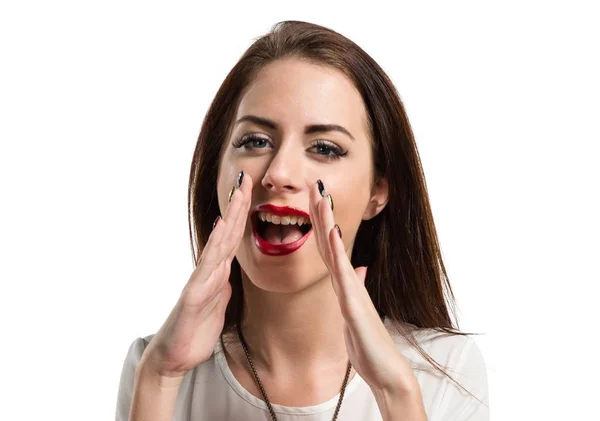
xmin=116 ymin=20 xmax=489 ymax=421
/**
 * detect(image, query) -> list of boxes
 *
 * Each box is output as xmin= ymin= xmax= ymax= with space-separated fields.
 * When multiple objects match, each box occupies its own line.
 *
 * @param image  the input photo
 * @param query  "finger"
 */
xmin=194 ymin=214 xmax=228 ymax=276
xmin=226 ymin=172 xmax=253 ymax=261
xmin=200 ymin=259 xmax=233 ymax=308
xmin=328 ymin=224 xmax=358 ymax=298
xmin=220 ymin=179 xmax=244 ymax=241
xmin=218 ymin=171 xmax=251 ymax=261
xmin=309 ymin=180 xmax=329 ymax=263
xmin=188 ymin=230 xmax=228 ymax=297
xmin=193 ymin=172 xmax=250 ymax=281
xmin=184 ymin=255 xmax=228 ymax=302
xmin=328 ymin=223 xmax=348 ymax=272
xmin=315 ymin=182 xmax=336 ymax=267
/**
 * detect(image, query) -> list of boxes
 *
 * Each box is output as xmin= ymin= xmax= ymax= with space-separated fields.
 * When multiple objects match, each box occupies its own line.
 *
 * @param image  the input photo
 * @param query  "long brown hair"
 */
xmin=188 ymin=20 xmax=484 ymax=403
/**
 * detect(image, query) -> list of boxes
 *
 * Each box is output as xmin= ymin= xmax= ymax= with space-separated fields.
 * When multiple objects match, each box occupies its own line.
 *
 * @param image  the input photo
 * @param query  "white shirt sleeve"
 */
xmin=115 ymin=337 xmax=150 ymax=421
xmin=436 ymin=337 xmax=490 ymax=421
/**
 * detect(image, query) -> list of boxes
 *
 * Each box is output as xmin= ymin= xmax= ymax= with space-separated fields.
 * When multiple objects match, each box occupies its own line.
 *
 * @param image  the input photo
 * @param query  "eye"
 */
xmin=232 ymin=134 xmax=349 ymax=161
xmin=232 ymin=134 xmax=271 ymax=150
xmin=311 ymin=140 xmax=348 ymax=161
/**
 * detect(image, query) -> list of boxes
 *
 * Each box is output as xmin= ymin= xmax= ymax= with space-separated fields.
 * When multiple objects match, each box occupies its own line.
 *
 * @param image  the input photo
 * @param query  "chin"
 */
xmin=237 ymin=241 xmax=328 ymax=293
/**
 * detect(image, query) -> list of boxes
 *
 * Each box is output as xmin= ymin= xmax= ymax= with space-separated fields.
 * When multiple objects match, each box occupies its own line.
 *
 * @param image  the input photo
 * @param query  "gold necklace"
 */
xmin=236 ymin=324 xmax=352 ymax=421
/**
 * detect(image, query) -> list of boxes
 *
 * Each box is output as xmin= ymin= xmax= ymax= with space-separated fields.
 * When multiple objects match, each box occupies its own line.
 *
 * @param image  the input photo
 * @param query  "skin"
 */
xmin=216 ymin=58 xmax=389 ymax=405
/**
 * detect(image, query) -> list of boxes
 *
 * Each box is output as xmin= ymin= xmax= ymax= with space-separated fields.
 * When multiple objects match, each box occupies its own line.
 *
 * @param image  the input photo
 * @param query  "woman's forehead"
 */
xmin=236 ymin=60 xmax=368 ymax=137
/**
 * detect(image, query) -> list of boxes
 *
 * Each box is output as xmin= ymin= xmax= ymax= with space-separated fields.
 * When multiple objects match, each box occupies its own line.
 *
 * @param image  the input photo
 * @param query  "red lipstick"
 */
xmin=251 ymin=204 xmax=312 ymax=256
xmin=252 ymin=204 xmax=310 ymax=218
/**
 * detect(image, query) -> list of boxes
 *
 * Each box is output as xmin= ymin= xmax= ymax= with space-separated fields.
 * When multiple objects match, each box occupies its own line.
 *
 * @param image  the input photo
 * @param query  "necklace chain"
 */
xmin=236 ymin=324 xmax=352 ymax=421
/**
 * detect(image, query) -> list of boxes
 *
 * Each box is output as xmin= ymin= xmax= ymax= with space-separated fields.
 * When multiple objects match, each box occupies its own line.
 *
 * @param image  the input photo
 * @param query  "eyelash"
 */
xmin=232 ymin=134 xmax=349 ymax=161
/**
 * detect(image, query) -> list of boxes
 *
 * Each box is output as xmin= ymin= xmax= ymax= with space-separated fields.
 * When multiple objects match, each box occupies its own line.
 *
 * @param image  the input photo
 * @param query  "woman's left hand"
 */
xmin=308 ymin=180 xmax=421 ymax=397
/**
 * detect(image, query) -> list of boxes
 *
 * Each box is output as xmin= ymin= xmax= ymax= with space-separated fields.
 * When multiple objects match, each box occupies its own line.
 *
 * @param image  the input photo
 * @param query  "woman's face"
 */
xmin=217 ymin=58 xmax=387 ymax=292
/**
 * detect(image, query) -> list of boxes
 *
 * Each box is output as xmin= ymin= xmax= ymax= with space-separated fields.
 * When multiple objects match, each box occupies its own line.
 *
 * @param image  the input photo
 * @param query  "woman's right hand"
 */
xmin=138 ymin=171 xmax=252 ymax=383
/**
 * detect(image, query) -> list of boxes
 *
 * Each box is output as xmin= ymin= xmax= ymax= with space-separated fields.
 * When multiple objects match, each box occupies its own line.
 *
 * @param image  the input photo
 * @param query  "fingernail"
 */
xmin=317 ymin=179 xmax=325 ymax=197
xmin=213 ymin=215 xmax=221 ymax=230
xmin=334 ymin=224 xmax=342 ymax=239
xmin=327 ymin=194 xmax=334 ymax=211
xmin=236 ymin=170 xmax=244 ymax=188
xmin=228 ymin=186 xmax=236 ymax=203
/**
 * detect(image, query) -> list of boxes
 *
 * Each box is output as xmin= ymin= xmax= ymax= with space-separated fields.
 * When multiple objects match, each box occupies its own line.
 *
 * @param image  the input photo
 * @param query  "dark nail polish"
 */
xmin=236 ymin=170 xmax=244 ymax=188
xmin=334 ymin=224 xmax=342 ymax=239
xmin=317 ymin=179 xmax=325 ymax=197
xmin=327 ymin=194 xmax=334 ymax=211
xmin=213 ymin=215 xmax=221 ymax=230
xmin=228 ymin=186 xmax=236 ymax=203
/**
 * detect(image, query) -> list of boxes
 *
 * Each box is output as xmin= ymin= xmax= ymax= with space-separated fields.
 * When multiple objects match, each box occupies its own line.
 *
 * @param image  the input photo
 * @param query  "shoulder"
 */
xmin=383 ymin=319 xmax=489 ymax=419
xmin=115 ymin=334 xmax=155 ymax=421
xmin=117 ymin=334 xmax=156 ymax=383
xmin=384 ymin=318 xmax=485 ymax=369
xmin=383 ymin=318 xmax=488 ymax=393
xmin=122 ymin=334 xmax=155 ymax=366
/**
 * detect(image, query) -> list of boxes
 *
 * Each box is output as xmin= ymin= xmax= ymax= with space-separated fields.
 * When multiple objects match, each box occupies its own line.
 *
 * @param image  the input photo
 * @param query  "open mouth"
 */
xmin=251 ymin=211 xmax=313 ymax=256
xmin=252 ymin=213 xmax=312 ymax=244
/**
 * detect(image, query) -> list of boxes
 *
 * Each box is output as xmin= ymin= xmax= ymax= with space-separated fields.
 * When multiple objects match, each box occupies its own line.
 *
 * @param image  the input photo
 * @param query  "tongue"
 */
xmin=262 ymin=223 xmax=304 ymax=245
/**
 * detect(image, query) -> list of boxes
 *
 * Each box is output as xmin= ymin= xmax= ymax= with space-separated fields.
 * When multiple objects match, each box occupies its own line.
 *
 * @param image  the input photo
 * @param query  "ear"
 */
xmin=363 ymin=176 xmax=389 ymax=220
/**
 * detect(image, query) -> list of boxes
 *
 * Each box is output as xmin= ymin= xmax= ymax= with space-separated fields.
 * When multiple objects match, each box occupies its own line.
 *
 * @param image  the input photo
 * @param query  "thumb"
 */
xmin=354 ymin=266 xmax=368 ymax=285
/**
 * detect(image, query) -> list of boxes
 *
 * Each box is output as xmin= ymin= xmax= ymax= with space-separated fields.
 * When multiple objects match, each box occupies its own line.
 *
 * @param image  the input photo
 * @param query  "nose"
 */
xmin=261 ymin=142 xmax=304 ymax=194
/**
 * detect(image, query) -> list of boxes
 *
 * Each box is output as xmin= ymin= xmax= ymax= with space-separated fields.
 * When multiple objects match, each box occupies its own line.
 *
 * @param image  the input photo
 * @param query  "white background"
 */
xmin=1 ymin=1 xmax=598 ymax=420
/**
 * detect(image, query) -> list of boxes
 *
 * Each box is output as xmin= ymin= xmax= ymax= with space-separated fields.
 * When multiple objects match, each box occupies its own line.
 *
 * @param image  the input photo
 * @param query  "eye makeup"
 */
xmin=232 ymin=134 xmax=349 ymax=161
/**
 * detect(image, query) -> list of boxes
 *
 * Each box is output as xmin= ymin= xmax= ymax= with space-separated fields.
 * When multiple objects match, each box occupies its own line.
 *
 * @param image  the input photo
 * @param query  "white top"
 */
xmin=115 ymin=318 xmax=489 ymax=420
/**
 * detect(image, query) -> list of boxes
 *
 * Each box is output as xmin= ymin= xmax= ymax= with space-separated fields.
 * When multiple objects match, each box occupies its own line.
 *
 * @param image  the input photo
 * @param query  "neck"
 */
xmin=237 ymin=270 xmax=349 ymax=377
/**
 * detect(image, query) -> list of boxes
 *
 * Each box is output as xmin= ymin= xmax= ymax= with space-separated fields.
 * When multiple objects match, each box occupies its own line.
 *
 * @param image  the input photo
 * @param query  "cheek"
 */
xmin=330 ymin=172 xmax=371 ymax=221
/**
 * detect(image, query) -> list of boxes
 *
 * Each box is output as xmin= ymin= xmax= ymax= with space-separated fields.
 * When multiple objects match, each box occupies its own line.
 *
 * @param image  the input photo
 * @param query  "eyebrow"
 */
xmin=235 ymin=115 xmax=355 ymax=141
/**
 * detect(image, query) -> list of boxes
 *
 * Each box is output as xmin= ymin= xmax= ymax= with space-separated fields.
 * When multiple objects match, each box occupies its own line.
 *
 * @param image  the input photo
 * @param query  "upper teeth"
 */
xmin=258 ymin=212 xmax=311 ymax=226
